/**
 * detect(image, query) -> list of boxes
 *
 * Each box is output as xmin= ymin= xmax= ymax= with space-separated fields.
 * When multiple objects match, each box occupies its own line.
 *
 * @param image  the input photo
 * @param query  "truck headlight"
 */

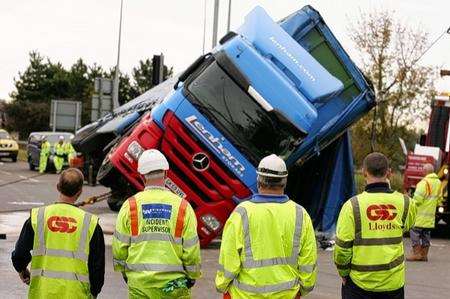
xmin=444 ymin=168 xmax=449 ymax=175
xmin=438 ymin=207 xmax=444 ymax=213
xmin=127 ymin=141 xmax=144 ymax=161
xmin=201 ymin=214 xmax=221 ymax=232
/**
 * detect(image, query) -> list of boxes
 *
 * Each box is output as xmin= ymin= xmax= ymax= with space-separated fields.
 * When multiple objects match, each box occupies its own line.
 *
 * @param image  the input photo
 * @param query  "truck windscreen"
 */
xmin=187 ymin=60 xmax=303 ymax=165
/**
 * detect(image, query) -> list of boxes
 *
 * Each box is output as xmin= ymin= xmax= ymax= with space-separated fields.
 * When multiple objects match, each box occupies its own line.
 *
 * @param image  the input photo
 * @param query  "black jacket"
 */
xmin=11 ymin=213 xmax=105 ymax=296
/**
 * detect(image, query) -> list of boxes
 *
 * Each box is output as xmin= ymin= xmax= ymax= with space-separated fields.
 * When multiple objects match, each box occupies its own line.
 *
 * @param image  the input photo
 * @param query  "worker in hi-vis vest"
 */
xmin=334 ymin=152 xmax=416 ymax=299
xmin=11 ymin=168 xmax=105 ymax=298
xmin=113 ymin=149 xmax=201 ymax=298
xmin=53 ymin=136 xmax=65 ymax=174
xmin=406 ymin=163 xmax=443 ymax=262
xmin=38 ymin=136 xmax=50 ymax=173
xmin=216 ymin=154 xmax=317 ymax=299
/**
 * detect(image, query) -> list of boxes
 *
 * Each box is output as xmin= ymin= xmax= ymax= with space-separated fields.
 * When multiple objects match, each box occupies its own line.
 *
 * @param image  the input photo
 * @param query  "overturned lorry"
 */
xmin=73 ymin=5 xmax=375 ymax=246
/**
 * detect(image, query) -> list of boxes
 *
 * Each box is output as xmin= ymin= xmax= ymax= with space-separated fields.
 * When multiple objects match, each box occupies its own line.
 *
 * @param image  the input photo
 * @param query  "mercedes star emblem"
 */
xmin=192 ymin=152 xmax=210 ymax=172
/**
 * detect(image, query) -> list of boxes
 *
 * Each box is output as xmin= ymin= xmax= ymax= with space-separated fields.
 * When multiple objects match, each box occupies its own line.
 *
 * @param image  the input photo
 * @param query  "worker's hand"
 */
xmin=342 ymin=276 xmax=347 ymax=286
xmin=19 ymin=269 xmax=30 ymax=285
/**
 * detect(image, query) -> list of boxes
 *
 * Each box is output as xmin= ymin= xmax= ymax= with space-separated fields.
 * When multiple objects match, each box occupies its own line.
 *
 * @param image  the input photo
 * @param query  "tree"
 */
xmin=6 ymin=52 xmax=173 ymax=138
xmin=132 ymin=58 xmax=173 ymax=95
xmin=349 ymin=10 xmax=436 ymax=168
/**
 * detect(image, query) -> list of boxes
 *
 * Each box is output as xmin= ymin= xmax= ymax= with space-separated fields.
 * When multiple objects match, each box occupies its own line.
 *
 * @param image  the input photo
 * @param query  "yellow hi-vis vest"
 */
xmin=29 ymin=203 xmax=98 ymax=299
xmin=413 ymin=173 xmax=443 ymax=228
xmin=112 ymin=188 xmax=201 ymax=295
xmin=216 ymin=199 xmax=317 ymax=299
xmin=334 ymin=191 xmax=416 ymax=292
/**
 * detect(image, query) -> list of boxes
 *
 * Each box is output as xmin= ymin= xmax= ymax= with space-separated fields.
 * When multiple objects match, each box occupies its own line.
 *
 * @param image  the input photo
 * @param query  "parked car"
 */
xmin=27 ymin=131 xmax=74 ymax=171
xmin=0 ymin=129 xmax=19 ymax=162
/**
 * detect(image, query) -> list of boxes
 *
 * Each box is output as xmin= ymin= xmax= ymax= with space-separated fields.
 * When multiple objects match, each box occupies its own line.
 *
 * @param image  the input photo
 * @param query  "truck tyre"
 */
xmin=11 ymin=154 xmax=17 ymax=162
xmin=107 ymin=196 xmax=125 ymax=212
xmin=28 ymin=157 xmax=35 ymax=170
xmin=107 ymin=188 xmax=128 ymax=212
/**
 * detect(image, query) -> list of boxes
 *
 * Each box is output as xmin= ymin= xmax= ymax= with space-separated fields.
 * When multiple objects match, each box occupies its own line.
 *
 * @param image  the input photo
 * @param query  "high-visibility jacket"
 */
xmin=112 ymin=187 xmax=201 ymax=297
xmin=29 ymin=203 xmax=98 ymax=298
xmin=215 ymin=195 xmax=317 ymax=299
xmin=413 ymin=173 xmax=443 ymax=228
xmin=63 ymin=142 xmax=76 ymax=155
xmin=334 ymin=190 xmax=416 ymax=292
xmin=55 ymin=143 xmax=65 ymax=157
xmin=40 ymin=141 xmax=50 ymax=155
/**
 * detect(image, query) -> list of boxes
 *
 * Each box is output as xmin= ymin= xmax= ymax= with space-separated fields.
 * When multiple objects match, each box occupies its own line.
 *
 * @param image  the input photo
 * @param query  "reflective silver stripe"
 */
xmin=350 ymin=197 xmax=361 ymax=239
xmin=33 ymin=248 xmax=87 ymax=261
xmin=354 ymin=236 xmax=403 ymax=246
xmin=351 ymin=254 xmax=404 ymax=272
xmin=184 ymin=264 xmax=201 ymax=273
xmin=234 ymin=207 xmax=252 ymax=259
xmin=218 ymin=264 xmax=237 ymax=280
xmin=114 ymin=230 xmax=198 ymax=248
xmin=183 ymin=236 xmax=199 ymax=248
xmin=76 ymin=213 xmax=92 ymax=258
xmin=242 ymin=257 xmax=297 ymax=268
xmin=124 ymin=263 xmax=186 ymax=272
xmin=292 ymin=205 xmax=303 ymax=258
xmin=114 ymin=259 xmax=199 ymax=273
xmin=113 ymin=258 xmax=126 ymax=267
xmin=132 ymin=233 xmax=181 ymax=244
xmin=114 ymin=230 xmax=131 ymax=244
xmin=402 ymin=195 xmax=410 ymax=225
xmin=36 ymin=207 xmax=45 ymax=253
xmin=233 ymin=278 xmax=300 ymax=294
xmin=31 ymin=269 xmax=89 ymax=283
xmin=235 ymin=205 xmax=303 ymax=269
xmin=336 ymin=238 xmax=353 ymax=248
xmin=299 ymin=264 xmax=316 ymax=274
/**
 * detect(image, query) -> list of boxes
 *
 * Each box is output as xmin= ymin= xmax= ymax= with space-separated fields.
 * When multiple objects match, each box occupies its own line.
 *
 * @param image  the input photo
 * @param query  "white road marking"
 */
xmin=0 ymin=170 xmax=12 ymax=175
xmin=19 ymin=175 xmax=27 ymax=179
xmin=29 ymin=178 xmax=39 ymax=183
xmin=8 ymin=201 xmax=44 ymax=206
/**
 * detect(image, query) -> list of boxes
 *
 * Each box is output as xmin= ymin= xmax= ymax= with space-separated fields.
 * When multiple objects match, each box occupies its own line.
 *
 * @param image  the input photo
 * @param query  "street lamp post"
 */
xmin=112 ymin=0 xmax=124 ymax=110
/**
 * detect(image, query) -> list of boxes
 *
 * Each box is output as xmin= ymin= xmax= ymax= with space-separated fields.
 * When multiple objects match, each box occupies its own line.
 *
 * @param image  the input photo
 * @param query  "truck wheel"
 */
xmin=107 ymin=187 xmax=131 ymax=211
xmin=107 ymin=196 xmax=125 ymax=212
xmin=28 ymin=157 xmax=35 ymax=170
xmin=11 ymin=154 xmax=17 ymax=162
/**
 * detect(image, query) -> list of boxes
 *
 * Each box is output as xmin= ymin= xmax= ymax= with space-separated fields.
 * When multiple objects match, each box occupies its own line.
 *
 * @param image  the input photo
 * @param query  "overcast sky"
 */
xmin=1 ymin=0 xmax=449 ymax=100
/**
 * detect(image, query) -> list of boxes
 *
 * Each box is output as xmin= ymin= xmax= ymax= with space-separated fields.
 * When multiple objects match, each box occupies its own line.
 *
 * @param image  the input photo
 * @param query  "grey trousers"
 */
xmin=410 ymin=228 xmax=431 ymax=247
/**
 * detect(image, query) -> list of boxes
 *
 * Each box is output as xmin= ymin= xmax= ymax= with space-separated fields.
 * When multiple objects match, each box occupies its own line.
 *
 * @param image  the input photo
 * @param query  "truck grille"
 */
xmin=161 ymin=112 xmax=251 ymax=205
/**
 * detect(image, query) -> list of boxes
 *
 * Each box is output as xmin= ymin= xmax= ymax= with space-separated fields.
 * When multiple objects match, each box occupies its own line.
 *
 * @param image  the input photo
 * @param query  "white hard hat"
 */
xmin=256 ymin=154 xmax=288 ymax=178
xmin=138 ymin=149 xmax=169 ymax=175
xmin=59 ymin=135 xmax=64 ymax=140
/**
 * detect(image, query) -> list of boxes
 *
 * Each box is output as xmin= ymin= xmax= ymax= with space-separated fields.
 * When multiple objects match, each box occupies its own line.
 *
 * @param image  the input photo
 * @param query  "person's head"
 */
xmin=57 ymin=168 xmax=84 ymax=203
xmin=58 ymin=135 xmax=64 ymax=144
xmin=138 ymin=149 xmax=169 ymax=187
xmin=423 ymin=163 xmax=434 ymax=175
xmin=362 ymin=152 xmax=391 ymax=184
xmin=256 ymin=154 xmax=288 ymax=195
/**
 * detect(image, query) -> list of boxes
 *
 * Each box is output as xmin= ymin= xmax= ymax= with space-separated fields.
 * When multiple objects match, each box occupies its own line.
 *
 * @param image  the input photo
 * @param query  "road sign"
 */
xmin=91 ymin=78 xmax=114 ymax=121
xmin=50 ymin=100 xmax=82 ymax=132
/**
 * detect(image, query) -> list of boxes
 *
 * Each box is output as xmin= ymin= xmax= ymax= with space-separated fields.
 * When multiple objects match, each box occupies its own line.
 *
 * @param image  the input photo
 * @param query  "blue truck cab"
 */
xmin=106 ymin=5 xmax=375 ymax=245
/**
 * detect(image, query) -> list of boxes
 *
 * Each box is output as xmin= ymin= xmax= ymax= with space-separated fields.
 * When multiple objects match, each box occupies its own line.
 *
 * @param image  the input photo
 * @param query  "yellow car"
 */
xmin=0 ymin=129 xmax=19 ymax=162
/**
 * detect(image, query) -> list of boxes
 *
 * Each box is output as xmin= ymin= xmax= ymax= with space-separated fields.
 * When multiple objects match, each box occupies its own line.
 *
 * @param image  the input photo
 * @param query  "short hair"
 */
xmin=423 ymin=163 xmax=434 ymax=174
xmin=363 ymin=152 xmax=389 ymax=178
xmin=257 ymin=175 xmax=287 ymax=190
xmin=143 ymin=170 xmax=166 ymax=181
xmin=58 ymin=168 xmax=84 ymax=197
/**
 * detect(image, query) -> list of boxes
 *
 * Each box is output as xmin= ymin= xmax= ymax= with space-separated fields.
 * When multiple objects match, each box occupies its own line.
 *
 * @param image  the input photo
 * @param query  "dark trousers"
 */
xmin=342 ymin=278 xmax=404 ymax=299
